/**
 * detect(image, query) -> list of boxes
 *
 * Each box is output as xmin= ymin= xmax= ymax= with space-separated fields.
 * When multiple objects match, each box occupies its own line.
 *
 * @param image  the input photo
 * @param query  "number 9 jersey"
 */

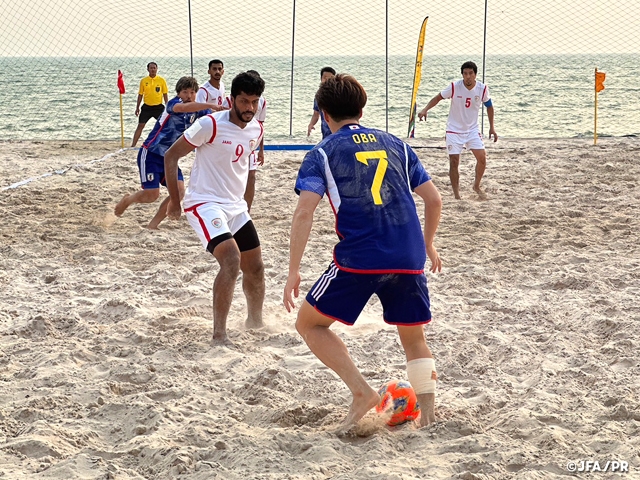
xmin=295 ymin=124 xmax=432 ymax=274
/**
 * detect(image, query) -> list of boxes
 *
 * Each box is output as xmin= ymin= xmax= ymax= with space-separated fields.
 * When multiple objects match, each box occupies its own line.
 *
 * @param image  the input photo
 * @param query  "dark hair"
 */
xmin=320 ymin=66 xmax=336 ymax=78
xmin=208 ymin=59 xmax=224 ymax=69
xmin=147 ymin=62 xmax=158 ymax=69
xmin=247 ymin=70 xmax=261 ymax=78
xmin=461 ymin=61 xmax=478 ymax=74
xmin=315 ymin=74 xmax=366 ymax=122
xmin=231 ymin=72 xmax=265 ymax=98
xmin=175 ymin=76 xmax=199 ymax=93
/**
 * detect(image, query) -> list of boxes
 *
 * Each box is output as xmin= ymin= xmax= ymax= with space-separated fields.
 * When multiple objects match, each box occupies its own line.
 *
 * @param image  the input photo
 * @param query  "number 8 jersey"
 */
xmin=295 ymin=124 xmax=432 ymax=273
xmin=182 ymin=110 xmax=264 ymax=215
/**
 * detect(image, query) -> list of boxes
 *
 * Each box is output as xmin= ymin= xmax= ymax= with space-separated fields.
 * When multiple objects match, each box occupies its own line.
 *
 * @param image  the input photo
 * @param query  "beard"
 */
xmin=234 ymin=103 xmax=254 ymax=123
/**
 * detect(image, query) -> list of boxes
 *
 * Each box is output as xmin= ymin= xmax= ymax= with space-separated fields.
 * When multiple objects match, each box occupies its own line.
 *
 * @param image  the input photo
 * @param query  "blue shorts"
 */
xmin=306 ymin=262 xmax=432 ymax=326
xmin=137 ymin=148 xmax=183 ymax=189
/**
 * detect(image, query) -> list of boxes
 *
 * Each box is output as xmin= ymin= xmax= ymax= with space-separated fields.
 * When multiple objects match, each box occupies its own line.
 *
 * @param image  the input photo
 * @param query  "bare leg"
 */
xmin=131 ymin=122 xmax=146 ymax=148
xmin=397 ymin=325 xmax=436 ymax=426
xmin=296 ymin=301 xmax=379 ymax=428
xmin=114 ymin=188 xmax=160 ymax=217
xmin=147 ymin=181 xmax=184 ymax=230
xmin=244 ymin=170 xmax=256 ymax=212
xmin=448 ymin=154 xmax=461 ymax=200
xmin=240 ymin=246 xmax=265 ymax=329
xmin=211 ymin=239 xmax=241 ymax=346
xmin=471 ymin=149 xmax=487 ymax=198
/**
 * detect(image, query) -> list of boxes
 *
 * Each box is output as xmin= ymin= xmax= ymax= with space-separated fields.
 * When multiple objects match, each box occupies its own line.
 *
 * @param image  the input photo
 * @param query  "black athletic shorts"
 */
xmin=139 ymin=103 xmax=165 ymax=124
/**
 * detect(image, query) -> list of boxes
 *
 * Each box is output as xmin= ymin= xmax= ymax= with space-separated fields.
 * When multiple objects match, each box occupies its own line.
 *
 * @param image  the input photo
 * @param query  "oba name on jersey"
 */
xmin=296 ymin=124 xmax=431 ymax=274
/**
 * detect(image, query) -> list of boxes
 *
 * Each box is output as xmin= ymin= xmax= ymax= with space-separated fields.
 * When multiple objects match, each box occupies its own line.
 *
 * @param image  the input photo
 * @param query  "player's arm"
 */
xmin=307 ymin=111 xmax=320 ymax=136
xmin=257 ymin=133 xmax=265 ymax=165
xmin=172 ymin=102 xmax=216 ymax=113
xmin=135 ymin=94 xmax=143 ymax=116
xmin=283 ymin=190 xmax=322 ymax=312
xmin=414 ymin=180 xmax=442 ymax=273
xmin=418 ymin=93 xmax=444 ymax=121
xmin=485 ymin=104 xmax=498 ymax=142
xmin=163 ymin=136 xmax=196 ymax=220
xmin=162 ymin=80 xmax=169 ymax=104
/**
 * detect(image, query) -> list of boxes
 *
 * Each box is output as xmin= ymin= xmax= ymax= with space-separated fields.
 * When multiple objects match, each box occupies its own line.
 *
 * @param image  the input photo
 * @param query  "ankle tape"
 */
xmin=407 ymin=358 xmax=437 ymax=394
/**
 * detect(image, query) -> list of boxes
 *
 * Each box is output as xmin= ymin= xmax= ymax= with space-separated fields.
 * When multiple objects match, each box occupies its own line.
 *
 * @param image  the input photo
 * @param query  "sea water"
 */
xmin=0 ymin=54 xmax=637 ymax=142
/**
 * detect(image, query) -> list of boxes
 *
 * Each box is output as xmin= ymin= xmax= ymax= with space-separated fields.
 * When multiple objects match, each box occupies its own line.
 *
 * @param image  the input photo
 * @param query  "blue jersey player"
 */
xmin=307 ymin=66 xmax=335 ymax=139
xmin=284 ymin=74 xmax=443 ymax=430
xmin=114 ymin=76 xmax=214 ymax=229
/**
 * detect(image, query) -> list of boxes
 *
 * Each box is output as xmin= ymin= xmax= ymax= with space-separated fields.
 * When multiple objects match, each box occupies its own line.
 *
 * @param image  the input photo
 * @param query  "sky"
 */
xmin=1 ymin=0 xmax=639 ymax=57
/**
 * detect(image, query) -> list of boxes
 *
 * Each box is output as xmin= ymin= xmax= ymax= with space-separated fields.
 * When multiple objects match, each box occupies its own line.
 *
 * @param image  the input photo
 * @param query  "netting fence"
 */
xmin=1 ymin=0 xmax=639 ymax=142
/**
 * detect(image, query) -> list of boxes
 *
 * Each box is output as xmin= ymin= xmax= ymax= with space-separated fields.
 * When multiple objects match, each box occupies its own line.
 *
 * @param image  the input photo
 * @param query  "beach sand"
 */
xmin=1 ymin=137 xmax=639 ymax=479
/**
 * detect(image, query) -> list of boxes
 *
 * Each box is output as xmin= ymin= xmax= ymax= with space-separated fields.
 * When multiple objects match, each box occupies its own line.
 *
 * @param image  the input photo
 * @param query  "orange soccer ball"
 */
xmin=376 ymin=380 xmax=420 ymax=426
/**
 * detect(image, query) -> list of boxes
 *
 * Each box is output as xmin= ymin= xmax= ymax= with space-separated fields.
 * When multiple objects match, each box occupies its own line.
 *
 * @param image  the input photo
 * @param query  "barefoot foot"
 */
xmin=340 ymin=388 xmax=380 ymax=430
xmin=417 ymin=393 xmax=436 ymax=427
xmin=114 ymin=194 xmax=131 ymax=217
xmin=245 ymin=317 xmax=265 ymax=330
xmin=473 ymin=185 xmax=487 ymax=200
xmin=212 ymin=333 xmax=235 ymax=348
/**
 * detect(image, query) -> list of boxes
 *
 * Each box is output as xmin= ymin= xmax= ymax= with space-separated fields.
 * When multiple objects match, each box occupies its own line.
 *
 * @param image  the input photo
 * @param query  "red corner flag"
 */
xmin=117 ymin=70 xmax=126 ymax=94
xmin=595 ymin=70 xmax=606 ymax=93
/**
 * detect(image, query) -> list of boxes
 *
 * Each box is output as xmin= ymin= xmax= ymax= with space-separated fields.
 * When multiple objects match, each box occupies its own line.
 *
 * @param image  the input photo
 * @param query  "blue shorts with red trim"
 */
xmin=306 ymin=262 xmax=432 ymax=326
xmin=137 ymin=148 xmax=183 ymax=189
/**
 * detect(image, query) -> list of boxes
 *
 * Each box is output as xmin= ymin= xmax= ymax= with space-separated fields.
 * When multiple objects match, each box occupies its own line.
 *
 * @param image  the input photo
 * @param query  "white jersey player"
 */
xmin=196 ymin=59 xmax=227 ymax=111
xmin=245 ymin=70 xmax=267 ymax=211
xmin=163 ymin=72 xmax=267 ymax=346
xmin=223 ymin=71 xmax=267 ymax=211
xmin=418 ymin=61 xmax=498 ymax=199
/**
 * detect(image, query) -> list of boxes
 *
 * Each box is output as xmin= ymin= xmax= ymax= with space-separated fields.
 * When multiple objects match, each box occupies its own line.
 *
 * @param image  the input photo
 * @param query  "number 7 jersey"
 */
xmin=182 ymin=110 xmax=264 ymax=214
xmin=295 ymin=124 xmax=432 ymax=273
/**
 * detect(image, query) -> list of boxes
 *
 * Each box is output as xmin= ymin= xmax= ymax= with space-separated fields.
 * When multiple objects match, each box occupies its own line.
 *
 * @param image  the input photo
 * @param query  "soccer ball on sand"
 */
xmin=376 ymin=380 xmax=420 ymax=426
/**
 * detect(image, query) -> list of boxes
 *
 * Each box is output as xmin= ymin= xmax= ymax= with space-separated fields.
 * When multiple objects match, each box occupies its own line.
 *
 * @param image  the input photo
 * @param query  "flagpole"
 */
xmin=119 ymin=93 xmax=124 ymax=148
xmin=117 ymin=70 xmax=126 ymax=148
xmin=594 ymin=68 xmax=598 ymax=145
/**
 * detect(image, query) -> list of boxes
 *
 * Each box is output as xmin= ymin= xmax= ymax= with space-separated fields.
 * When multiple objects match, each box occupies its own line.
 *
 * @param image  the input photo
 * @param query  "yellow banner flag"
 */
xmin=595 ymin=71 xmax=606 ymax=92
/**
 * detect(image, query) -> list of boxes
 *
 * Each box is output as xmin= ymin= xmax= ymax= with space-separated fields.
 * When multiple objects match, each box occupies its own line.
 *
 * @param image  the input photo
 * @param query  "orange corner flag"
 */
xmin=117 ymin=70 xmax=126 ymax=94
xmin=595 ymin=70 xmax=606 ymax=92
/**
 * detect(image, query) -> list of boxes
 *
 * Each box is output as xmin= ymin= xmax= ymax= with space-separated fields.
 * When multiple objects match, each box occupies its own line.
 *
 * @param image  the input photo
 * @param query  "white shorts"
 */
xmin=184 ymin=202 xmax=251 ymax=250
xmin=249 ymin=152 xmax=259 ymax=171
xmin=445 ymin=130 xmax=485 ymax=155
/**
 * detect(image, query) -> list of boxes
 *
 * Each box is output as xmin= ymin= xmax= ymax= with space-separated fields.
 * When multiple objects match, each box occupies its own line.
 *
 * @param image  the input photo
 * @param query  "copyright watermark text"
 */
xmin=567 ymin=460 xmax=629 ymax=473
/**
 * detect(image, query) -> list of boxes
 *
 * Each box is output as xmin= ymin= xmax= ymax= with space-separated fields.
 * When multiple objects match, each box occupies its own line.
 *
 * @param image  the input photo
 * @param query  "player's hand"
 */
xmin=283 ymin=271 xmax=301 ymax=312
xmin=166 ymin=199 xmax=182 ymax=221
xmin=257 ymin=151 xmax=265 ymax=166
xmin=418 ymin=107 xmax=428 ymax=121
xmin=489 ymin=128 xmax=498 ymax=142
xmin=307 ymin=124 xmax=314 ymax=136
xmin=426 ymin=244 xmax=442 ymax=273
xmin=135 ymin=108 xmax=140 ymax=116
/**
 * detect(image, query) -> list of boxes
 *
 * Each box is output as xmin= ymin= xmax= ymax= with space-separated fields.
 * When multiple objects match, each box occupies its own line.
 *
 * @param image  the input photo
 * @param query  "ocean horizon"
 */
xmin=1 ymin=54 xmax=638 ymax=142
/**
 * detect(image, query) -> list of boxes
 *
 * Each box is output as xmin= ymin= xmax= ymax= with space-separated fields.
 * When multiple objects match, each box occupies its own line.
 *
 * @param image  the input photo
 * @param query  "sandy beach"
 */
xmin=1 ymin=137 xmax=639 ymax=479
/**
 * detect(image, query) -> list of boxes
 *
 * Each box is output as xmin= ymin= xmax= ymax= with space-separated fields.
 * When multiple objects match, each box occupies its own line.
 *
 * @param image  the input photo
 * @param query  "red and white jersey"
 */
xmin=196 ymin=80 xmax=225 ymax=106
xmin=255 ymin=96 xmax=267 ymax=123
xmin=222 ymin=95 xmax=266 ymax=122
xmin=182 ymin=110 xmax=264 ymax=214
xmin=441 ymin=79 xmax=491 ymax=134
